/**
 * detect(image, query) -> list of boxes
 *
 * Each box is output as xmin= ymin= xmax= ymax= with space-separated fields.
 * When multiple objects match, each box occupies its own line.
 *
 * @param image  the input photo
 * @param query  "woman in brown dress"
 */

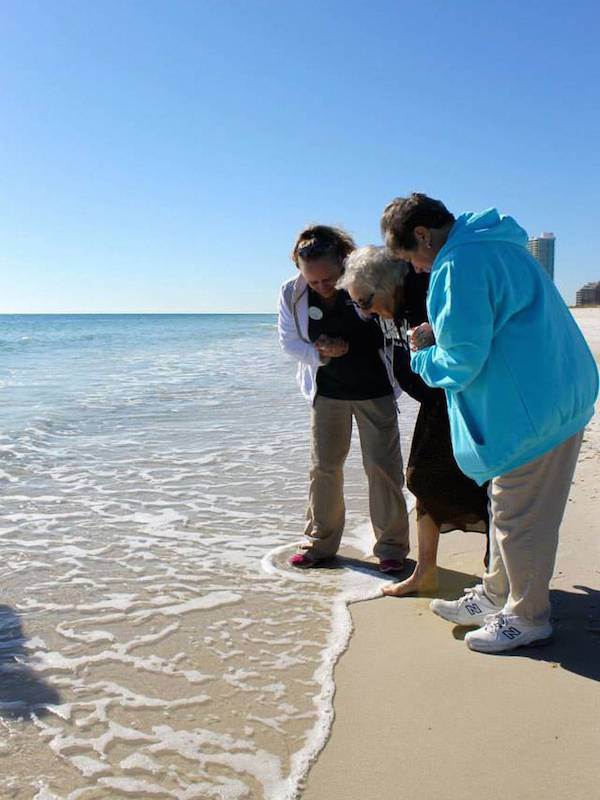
xmin=338 ymin=246 xmax=489 ymax=595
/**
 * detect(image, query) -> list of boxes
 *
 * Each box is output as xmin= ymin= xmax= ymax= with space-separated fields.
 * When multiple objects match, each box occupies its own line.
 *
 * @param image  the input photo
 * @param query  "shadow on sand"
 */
xmin=451 ymin=586 xmax=600 ymax=682
xmin=0 ymin=604 xmax=60 ymax=720
xmin=283 ymin=553 xmax=600 ymax=682
xmin=307 ymin=554 xmax=481 ymax=598
xmin=527 ymin=586 xmax=600 ymax=682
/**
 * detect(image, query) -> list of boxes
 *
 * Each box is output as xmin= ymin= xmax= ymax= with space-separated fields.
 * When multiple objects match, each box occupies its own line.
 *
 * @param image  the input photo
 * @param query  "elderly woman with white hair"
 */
xmin=338 ymin=246 xmax=489 ymax=596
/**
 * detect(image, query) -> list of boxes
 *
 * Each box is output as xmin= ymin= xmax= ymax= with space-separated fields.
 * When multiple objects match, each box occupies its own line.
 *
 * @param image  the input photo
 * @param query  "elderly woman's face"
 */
xmin=298 ymin=257 xmax=342 ymax=299
xmin=346 ymin=283 xmax=395 ymax=319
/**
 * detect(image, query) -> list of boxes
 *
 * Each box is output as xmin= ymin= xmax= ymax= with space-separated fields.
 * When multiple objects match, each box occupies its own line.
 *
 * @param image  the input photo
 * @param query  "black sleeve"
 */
xmin=392 ymin=343 xmax=436 ymax=404
xmin=391 ymin=266 xmax=437 ymax=403
xmin=403 ymin=269 xmax=430 ymax=328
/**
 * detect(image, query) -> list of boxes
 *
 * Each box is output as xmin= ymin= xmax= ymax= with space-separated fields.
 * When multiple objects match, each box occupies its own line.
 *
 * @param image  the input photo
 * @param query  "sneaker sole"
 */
xmin=466 ymin=633 xmax=554 ymax=653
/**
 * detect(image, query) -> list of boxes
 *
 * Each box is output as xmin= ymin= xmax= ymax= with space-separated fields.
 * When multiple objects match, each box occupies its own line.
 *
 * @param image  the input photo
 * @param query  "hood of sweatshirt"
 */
xmin=439 ymin=209 xmax=529 ymax=258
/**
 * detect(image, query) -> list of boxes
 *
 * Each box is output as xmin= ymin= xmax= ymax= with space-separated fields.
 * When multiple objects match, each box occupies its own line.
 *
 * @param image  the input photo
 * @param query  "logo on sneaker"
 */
xmin=502 ymin=626 xmax=522 ymax=640
xmin=465 ymin=602 xmax=482 ymax=615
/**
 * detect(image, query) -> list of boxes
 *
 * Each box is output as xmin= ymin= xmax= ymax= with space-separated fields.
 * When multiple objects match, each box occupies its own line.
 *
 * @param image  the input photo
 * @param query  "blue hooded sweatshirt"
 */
xmin=411 ymin=209 xmax=598 ymax=485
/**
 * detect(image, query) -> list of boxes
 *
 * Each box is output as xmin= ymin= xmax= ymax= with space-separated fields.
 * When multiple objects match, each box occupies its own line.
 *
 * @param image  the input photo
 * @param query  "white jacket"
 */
xmin=277 ymin=274 xmax=401 ymax=405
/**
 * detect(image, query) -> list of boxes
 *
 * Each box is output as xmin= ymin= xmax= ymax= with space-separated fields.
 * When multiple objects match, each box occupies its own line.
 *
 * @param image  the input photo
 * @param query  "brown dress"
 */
xmin=389 ymin=268 xmax=489 ymax=538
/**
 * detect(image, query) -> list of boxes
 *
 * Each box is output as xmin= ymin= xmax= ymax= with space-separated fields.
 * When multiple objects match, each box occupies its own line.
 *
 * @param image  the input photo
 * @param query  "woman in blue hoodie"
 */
xmin=381 ymin=193 xmax=598 ymax=654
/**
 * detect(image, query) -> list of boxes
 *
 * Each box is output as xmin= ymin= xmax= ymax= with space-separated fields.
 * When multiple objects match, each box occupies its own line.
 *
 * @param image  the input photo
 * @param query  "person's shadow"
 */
xmin=311 ymin=554 xmax=482 ymax=597
xmin=0 ymin=605 xmax=61 ymax=719
xmin=280 ymin=552 xmax=600 ymax=682
xmin=527 ymin=586 xmax=600 ymax=682
xmin=451 ymin=586 xmax=600 ymax=682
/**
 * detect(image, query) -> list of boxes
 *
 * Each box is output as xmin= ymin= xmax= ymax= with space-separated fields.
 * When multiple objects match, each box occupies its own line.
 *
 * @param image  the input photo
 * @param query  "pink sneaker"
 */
xmin=379 ymin=559 xmax=405 ymax=574
xmin=288 ymin=553 xmax=317 ymax=569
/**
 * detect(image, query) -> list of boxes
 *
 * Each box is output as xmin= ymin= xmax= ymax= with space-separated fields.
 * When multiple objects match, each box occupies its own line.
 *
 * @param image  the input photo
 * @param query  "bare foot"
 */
xmin=382 ymin=565 xmax=439 ymax=597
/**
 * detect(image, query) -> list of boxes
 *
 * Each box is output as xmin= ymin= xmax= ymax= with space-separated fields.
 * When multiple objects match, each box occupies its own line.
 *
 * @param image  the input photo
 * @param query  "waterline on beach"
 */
xmin=0 ymin=314 xmax=418 ymax=799
xmin=261 ymin=542 xmax=392 ymax=799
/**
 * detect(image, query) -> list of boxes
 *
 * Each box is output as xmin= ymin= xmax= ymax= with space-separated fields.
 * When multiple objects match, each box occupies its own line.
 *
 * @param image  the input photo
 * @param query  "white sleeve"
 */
xmin=277 ymin=286 xmax=325 ymax=367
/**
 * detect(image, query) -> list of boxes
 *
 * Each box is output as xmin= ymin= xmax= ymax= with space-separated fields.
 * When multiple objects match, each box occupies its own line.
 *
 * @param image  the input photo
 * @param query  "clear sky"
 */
xmin=1 ymin=0 xmax=599 ymax=312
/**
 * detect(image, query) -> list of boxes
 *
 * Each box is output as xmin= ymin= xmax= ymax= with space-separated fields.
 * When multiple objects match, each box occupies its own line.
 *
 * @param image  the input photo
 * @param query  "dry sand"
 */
xmin=301 ymin=307 xmax=600 ymax=800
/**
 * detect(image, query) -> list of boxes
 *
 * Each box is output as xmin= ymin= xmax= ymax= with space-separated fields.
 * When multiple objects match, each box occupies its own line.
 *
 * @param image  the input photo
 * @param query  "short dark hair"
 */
xmin=291 ymin=224 xmax=356 ymax=268
xmin=381 ymin=193 xmax=455 ymax=251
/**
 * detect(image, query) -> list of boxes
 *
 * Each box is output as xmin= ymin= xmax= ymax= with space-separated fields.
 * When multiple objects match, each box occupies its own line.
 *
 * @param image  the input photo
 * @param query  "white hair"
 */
xmin=337 ymin=245 xmax=409 ymax=296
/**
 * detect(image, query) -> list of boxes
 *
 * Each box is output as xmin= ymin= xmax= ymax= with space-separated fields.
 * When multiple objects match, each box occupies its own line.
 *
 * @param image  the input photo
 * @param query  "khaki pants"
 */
xmin=303 ymin=394 xmax=410 ymax=561
xmin=483 ymin=430 xmax=583 ymax=625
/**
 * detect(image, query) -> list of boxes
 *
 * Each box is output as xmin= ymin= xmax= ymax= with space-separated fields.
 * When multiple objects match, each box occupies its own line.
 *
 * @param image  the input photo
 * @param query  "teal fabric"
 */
xmin=411 ymin=209 xmax=598 ymax=484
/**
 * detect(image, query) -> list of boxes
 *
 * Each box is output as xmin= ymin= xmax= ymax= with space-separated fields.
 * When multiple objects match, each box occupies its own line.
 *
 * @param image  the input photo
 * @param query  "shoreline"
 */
xmin=300 ymin=307 xmax=600 ymax=800
xmin=261 ymin=539 xmax=410 ymax=800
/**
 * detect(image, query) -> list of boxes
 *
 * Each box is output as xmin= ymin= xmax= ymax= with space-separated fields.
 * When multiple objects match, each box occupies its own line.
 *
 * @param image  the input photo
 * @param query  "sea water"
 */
xmin=0 ymin=314 xmax=418 ymax=799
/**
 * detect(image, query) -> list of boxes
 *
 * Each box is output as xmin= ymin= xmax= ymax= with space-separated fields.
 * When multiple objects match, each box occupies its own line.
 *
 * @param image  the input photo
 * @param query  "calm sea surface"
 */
xmin=0 ymin=314 xmax=417 ymax=799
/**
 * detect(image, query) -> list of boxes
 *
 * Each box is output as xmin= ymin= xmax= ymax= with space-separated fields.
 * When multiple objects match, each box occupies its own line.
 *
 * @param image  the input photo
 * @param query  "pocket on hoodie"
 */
xmin=446 ymin=404 xmax=485 ymax=481
xmin=450 ymin=351 xmax=540 ymax=477
xmin=452 ymin=393 xmax=485 ymax=446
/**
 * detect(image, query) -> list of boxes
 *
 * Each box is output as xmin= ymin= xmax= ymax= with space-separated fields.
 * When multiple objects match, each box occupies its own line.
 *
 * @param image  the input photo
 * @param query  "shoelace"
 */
xmin=483 ymin=612 xmax=507 ymax=632
xmin=461 ymin=586 xmax=482 ymax=602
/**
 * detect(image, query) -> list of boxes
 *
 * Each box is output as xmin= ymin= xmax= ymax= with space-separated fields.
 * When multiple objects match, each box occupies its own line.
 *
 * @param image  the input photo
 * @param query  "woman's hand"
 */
xmin=409 ymin=323 xmax=435 ymax=351
xmin=315 ymin=335 xmax=349 ymax=358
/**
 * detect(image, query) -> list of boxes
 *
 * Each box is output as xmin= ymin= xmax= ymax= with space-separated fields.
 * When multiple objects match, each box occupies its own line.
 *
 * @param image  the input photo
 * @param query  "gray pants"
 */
xmin=483 ymin=430 xmax=584 ymax=625
xmin=303 ymin=394 xmax=410 ymax=561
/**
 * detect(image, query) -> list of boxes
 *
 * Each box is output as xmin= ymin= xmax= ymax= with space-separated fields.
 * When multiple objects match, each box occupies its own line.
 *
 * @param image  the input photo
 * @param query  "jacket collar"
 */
xmin=292 ymin=273 xmax=308 ymax=305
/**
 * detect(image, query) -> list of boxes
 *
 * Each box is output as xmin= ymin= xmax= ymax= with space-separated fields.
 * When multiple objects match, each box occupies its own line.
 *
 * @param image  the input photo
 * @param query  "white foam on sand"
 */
xmin=260 ymin=540 xmax=388 ymax=800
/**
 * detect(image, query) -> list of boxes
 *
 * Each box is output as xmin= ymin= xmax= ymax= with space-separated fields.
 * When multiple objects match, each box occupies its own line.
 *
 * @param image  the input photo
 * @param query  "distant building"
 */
xmin=575 ymin=281 xmax=600 ymax=306
xmin=528 ymin=232 xmax=555 ymax=280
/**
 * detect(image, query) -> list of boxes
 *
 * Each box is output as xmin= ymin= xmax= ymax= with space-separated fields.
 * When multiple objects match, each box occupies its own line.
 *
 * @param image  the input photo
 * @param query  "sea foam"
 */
xmin=0 ymin=313 xmax=418 ymax=799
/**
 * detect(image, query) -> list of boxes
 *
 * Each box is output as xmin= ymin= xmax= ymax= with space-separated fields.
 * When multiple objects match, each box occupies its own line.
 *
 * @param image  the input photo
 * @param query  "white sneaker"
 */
xmin=430 ymin=584 xmax=501 ymax=626
xmin=465 ymin=612 xmax=553 ymax=654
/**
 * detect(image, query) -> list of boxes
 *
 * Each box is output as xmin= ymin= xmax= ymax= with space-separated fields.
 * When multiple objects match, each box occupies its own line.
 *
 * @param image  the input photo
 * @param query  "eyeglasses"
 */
xmin=349 ymin=292 xmax=375 ymax=311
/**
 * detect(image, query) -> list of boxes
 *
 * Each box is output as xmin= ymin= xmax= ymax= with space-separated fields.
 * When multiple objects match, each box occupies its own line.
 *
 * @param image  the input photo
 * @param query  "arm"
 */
xmin=394 ymin=343 xmax=436 ymax=404
xmin=410 ymin=256 xmax=494 ymax=392
xmin=277 ymin=284 xmax=326 ymax=367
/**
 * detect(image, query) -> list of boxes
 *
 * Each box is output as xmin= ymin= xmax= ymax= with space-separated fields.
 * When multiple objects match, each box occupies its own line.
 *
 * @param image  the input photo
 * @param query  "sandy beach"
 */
xmin=301 ymin=307 xmax=600 ymax=800
xmin=0 ymin=310 xmax=597 ymax=798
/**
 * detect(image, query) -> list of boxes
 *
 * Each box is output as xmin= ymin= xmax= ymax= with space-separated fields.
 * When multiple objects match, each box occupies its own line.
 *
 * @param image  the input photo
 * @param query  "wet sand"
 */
xmin=301 ymin=307 xmax=600 ymax=800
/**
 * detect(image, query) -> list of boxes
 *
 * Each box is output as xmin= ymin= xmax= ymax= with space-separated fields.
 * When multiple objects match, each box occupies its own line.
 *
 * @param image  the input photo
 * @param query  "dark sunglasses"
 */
xmin=349 ymin=292 xmax=375 ymax=311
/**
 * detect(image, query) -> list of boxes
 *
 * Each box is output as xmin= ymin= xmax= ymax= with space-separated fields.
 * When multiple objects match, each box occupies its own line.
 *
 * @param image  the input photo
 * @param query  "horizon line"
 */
xmin=0 ymin=311 xmax=278 ymax=316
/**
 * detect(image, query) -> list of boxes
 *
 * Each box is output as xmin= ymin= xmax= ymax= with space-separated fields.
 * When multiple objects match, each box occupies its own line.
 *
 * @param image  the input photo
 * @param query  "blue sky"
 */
xmin=1 ymin=0 xmax=598 ymax=312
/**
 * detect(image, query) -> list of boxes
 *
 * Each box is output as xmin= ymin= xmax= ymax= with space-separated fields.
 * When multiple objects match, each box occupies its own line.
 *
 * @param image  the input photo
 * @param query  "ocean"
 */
xmin=0 ymin=314 xmax=418 ymax=799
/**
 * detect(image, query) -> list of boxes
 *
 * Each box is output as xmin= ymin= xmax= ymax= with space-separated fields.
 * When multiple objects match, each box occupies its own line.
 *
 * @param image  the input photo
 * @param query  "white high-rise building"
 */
xmin=527 ymin=232 xmax=555 ymax=280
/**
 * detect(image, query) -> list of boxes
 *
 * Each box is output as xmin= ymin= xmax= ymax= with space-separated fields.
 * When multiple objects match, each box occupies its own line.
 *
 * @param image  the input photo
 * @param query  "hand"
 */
xmin=409 ymin=323 xmax=435 ymax=351
xmin=315 ymin=335 xmax=349 ymax=358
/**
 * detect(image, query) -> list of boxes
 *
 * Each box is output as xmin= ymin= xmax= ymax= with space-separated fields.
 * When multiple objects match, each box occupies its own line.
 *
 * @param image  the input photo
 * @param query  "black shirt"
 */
xmin=307 ymin=288 xmax=392 ymax=401
xmin=391 ymin=268 xmax=443 ymax=406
